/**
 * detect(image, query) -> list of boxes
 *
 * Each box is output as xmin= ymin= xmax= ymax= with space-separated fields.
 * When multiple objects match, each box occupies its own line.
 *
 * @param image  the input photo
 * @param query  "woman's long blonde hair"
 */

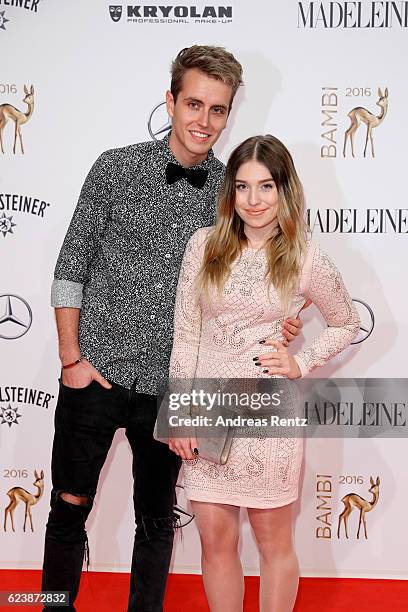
xmin=197 ymin=135 xmax=307 ymax=309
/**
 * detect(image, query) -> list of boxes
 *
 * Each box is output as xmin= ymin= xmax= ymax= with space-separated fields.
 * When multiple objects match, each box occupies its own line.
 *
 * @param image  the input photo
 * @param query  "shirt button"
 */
xmin=165 ymin=253 xmax=171 ymax=259
xmin=178 ymin=192 xmax=183 ymax=197
xmin=156 ymin=283 xmax=163 ymax=289
xmin=150 ymin=315 xmax=155 ymax=320
xmin=172 ymin=223 xmax=178 ymax=229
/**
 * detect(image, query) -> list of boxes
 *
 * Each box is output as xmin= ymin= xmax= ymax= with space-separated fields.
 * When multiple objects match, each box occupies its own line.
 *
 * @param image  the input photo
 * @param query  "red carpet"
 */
xmin=0 ymin=570 xmax=407 ymax=611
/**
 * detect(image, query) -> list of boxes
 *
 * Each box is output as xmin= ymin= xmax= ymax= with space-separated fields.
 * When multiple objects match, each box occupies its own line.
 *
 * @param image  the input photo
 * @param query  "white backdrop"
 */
xmin=1 ymin=0 xmax=407 ymax=578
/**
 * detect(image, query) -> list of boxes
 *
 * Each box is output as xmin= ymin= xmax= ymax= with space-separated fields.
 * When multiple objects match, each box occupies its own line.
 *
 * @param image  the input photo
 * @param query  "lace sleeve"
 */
xmin=169 ymin=228 xmax=207 ymax=379
xmin=294 ymin=243 xmax=360 ymax=376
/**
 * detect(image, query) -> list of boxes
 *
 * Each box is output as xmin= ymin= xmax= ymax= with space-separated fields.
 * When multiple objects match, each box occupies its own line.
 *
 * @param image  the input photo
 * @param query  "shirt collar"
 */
xmin=158 ymin=131 xmax=215 ymax=170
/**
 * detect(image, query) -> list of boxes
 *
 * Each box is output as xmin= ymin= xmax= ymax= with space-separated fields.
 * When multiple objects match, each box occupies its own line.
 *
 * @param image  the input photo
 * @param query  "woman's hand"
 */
xmin=281 ymin=299 xmax=312 ymax=346
xmin=282 ymin=317 xmax=303 ymax=346
xmin=168 ymin=436 xmax=198 ymax=460
xmin=255 ymin=340 xmax=302 ymax=379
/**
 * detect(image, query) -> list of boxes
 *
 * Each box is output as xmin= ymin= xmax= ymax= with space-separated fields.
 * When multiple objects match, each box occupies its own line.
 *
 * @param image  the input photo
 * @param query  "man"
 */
xmin=42 ymin=46 xmax=302 ymax=611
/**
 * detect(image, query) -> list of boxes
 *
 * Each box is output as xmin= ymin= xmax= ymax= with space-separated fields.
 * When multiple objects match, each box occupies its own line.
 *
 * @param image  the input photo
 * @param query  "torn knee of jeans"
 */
xmin=47 ymin=492 xmax=92 ymax=546
xmin=58 ymin=491 xmax=92 ymax=508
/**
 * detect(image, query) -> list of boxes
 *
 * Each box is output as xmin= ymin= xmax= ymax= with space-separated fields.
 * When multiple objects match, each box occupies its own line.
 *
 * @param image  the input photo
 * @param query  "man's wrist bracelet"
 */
xmin=62 ymin=357 xmax=82 ymax=370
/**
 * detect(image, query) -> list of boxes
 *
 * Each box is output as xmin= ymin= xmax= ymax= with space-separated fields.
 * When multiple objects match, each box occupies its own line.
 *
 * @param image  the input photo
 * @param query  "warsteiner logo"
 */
xmin=0 ymin=213 xmax=16 ymax=237
xmin=0 ymin=404 xmax=22 ymax=427
xmin=0 ymin=10 xmax=9 ymax=30
xmin=109 ymin=5 xmax=122 ymax=21
xmin=0 ymin=0 xmax=40 ymax=12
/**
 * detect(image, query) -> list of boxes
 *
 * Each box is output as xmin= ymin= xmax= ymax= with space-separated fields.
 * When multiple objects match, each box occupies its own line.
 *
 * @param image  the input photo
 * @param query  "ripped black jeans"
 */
xmin=42 ymin=380 xmax=182 ymax=612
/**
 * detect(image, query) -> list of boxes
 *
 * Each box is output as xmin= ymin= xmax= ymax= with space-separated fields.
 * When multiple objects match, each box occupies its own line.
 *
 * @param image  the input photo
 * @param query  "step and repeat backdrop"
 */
xmin=1 ymin=1 xmax=407 ymax=579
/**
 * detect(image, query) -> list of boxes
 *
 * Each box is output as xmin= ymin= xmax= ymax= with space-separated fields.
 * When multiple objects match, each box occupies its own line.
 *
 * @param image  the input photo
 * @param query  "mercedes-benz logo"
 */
xmin=351 ymin=298 xmax=374 ymax=345
xmin=0 ymin=294 xmax=33 ymax=340
xmin=148 ymin=101 xmax=172 ymax=141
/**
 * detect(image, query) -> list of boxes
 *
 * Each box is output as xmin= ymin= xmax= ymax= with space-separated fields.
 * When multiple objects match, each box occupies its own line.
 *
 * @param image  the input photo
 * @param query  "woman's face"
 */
xmin=234 ymin=159 xmax=279 ymax=231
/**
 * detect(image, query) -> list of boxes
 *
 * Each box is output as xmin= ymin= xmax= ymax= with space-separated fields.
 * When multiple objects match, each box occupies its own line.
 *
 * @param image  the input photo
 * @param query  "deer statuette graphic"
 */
xmin=343 ymin=88 xmax=388 ymax=158
xmin=0 ymin=84 xmax=35 ymax=154
xmin=4 ymin=469 xmax=44 ymax=532
xmin=337 ymin=476 xmax=380 ymax=539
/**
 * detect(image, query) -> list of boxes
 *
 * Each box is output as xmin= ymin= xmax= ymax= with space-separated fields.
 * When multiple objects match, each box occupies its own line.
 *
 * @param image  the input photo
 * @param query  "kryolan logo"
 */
xmin=298 ymin=2 xmax=408 ymax=28
xmin=109 ymin=5 xmax=122 ymax=21
xmin=111 ymin=4 xmax=233 ymax=21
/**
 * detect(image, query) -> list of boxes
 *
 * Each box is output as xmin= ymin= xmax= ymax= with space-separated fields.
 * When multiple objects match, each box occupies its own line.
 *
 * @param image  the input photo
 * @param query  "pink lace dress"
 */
xmin=170 ymin=227 xmax=359 ymax=508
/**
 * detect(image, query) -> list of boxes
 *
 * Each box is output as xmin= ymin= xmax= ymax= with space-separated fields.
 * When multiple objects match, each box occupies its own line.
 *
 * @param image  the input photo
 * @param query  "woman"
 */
xmin=167 ymin=135 xmax=359 ymax=611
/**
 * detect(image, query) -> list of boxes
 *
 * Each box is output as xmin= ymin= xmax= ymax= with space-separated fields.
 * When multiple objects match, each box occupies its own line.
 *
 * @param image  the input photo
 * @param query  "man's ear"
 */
xmin=166 ymin=90 xmax=175 ymax=118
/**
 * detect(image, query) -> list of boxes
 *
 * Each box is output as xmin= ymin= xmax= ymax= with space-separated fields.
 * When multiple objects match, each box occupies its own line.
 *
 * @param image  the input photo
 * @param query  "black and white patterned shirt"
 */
xmin=51 ymin=133 xmax=225 ymax=392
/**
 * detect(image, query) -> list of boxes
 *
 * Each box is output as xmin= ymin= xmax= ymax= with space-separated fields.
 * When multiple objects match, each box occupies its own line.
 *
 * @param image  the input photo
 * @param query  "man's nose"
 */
xmin=197 ymin=108 xmax=210 ymax=128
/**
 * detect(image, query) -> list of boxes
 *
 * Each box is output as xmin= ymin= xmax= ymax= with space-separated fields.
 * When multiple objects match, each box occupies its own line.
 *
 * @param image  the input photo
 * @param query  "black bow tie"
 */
xmin=165 ymin=162 xmax=208 ymax=189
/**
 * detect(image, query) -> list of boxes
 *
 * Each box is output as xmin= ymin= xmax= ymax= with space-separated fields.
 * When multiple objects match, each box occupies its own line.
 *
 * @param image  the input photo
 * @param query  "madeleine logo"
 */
xmin=298 ymin=2 xmax=408 ymax=28
xmin=316 ymin=474 xmax=381 ymax=540
xmin=4 ymin=469 xmax=44 ymax=532
xmin=0 ymin=84 xmax=34 ymax=155
xmin=320 ymin=86 xmax=389 ymax=159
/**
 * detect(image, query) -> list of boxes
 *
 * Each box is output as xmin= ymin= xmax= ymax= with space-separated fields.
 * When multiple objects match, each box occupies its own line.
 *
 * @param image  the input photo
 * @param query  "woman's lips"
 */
xmin=245 ymin=209 xmax=268 ymax=216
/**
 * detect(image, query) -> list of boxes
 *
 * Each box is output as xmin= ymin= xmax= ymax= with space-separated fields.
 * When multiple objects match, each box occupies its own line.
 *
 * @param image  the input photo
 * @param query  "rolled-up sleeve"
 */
xmin=51 ymin=151 xmax=114 ymax=308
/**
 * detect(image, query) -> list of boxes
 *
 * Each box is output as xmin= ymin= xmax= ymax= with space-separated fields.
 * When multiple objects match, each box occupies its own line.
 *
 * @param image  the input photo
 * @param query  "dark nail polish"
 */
xmin=193 ymin=448 xmax=199 ymax=455
xmin=259 ymin=340 xmax=266 ymax=344
xmin=252 ymin=356 xmax=259 ymax=361
xmin=254 ymin=361 xmax=261 ymax=366
xmin=263 ymin=369 xmax=269 ymax=373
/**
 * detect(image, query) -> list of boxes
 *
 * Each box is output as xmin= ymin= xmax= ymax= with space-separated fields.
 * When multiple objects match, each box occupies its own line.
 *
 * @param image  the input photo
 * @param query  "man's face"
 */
xmin=166 ymin=68 xmax=232 ymax=166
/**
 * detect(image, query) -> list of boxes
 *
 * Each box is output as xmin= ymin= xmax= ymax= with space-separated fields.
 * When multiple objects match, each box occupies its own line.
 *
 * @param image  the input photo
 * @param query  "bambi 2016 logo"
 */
xmin=320 ymin=86 xmax=389 ymax=159
xmin=0 ymin=85 xmax=35 ymax=155
xmin=4 ymin=470 xmax=45 ymax=532
xmin=316 ymin=474 xmax=381 ymax=540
